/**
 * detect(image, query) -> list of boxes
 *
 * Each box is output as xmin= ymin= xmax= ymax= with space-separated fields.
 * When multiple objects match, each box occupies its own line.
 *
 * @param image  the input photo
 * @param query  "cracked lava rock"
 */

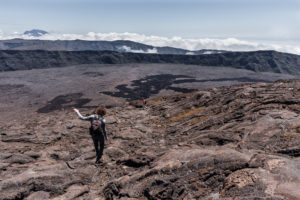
xmin=1 ymin=80 xmax=300 ymax=199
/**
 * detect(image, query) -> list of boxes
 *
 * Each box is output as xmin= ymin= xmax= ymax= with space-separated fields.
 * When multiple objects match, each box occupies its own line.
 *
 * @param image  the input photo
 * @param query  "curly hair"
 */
xmin=95 ymin=106 xmax=106 ymax=116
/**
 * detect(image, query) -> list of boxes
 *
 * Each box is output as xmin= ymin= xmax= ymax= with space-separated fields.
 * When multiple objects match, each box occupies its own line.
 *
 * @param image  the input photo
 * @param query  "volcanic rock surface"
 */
xmin=1 ymin=79 xmax=300 ymax=199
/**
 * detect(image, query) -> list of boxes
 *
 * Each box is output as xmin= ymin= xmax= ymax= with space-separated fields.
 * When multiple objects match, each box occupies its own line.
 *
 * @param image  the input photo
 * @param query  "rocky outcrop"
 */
xmin=1 ymin=80 xmax=300 ymax=199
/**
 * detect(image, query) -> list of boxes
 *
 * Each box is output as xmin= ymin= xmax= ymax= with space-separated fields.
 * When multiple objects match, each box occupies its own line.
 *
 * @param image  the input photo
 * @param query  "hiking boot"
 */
xmin=95 ymin=159 xmax=102 ymax=164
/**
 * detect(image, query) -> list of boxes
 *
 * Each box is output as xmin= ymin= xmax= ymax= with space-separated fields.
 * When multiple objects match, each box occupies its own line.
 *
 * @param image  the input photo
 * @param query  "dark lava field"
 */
xmin=1 ymin=62 xmax=300 ymax=199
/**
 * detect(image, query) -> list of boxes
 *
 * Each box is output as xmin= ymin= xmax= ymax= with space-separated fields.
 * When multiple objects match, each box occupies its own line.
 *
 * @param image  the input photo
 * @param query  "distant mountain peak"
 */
xmin=24 ymin=29 xmax=48 ymax=37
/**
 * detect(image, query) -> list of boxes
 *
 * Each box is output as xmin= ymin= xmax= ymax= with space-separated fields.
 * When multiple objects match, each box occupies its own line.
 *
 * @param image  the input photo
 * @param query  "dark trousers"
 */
xmin=90 ymin=129 xmax=105 ymax=162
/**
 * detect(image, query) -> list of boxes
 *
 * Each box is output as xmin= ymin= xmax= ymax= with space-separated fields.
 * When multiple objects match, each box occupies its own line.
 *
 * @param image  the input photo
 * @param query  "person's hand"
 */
xmin=73 ymin=108 xmax=79 ymax=113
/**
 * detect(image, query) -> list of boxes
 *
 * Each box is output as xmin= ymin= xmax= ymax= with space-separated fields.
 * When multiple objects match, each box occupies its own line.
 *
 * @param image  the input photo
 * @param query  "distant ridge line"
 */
xmin=0 ymin=39 xmax=226 ymax=55
xmin=0 ymin=50 xmax=300 ymax=75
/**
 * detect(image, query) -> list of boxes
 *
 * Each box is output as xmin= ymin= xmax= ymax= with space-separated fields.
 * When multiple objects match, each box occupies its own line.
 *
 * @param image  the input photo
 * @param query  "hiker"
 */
xmin=73 ymin=106 xmax=107 ymax=164
xmin=142 ymin=98 xmax=147 ymax=109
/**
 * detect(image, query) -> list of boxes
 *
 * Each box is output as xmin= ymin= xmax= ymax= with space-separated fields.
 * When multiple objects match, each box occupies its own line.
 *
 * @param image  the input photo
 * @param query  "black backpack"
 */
xmin=91 ymin=118 xmax=103 ymax=134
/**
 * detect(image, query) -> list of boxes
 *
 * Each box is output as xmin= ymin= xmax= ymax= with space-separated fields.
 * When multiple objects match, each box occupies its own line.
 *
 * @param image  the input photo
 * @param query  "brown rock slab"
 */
xmin=25 ymin=191 xmax=50 ymax=200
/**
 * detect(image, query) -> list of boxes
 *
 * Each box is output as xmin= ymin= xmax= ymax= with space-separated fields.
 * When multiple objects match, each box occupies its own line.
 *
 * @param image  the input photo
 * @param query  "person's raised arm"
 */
xmin=73 ymin=108 xmax=94 ymax=121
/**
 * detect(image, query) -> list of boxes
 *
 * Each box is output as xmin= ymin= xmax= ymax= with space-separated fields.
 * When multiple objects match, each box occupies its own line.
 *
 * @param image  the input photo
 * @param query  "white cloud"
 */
xmin=0 ymin=30 xmax=300 ymax=55
xmin=117 ymin=45 xmax=158 ymax=54
xmin=185 ymin=52 xmax=195 ymax=55
xmin=202 ymin=51 xmax=214 ymax=54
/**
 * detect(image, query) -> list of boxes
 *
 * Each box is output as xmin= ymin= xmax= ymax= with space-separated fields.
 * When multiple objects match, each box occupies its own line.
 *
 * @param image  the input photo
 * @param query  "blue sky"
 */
xmin=0 ymin=0 xmax=299 ymax=39
xmin=0 ymin=0 xmax=300 ymax=53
